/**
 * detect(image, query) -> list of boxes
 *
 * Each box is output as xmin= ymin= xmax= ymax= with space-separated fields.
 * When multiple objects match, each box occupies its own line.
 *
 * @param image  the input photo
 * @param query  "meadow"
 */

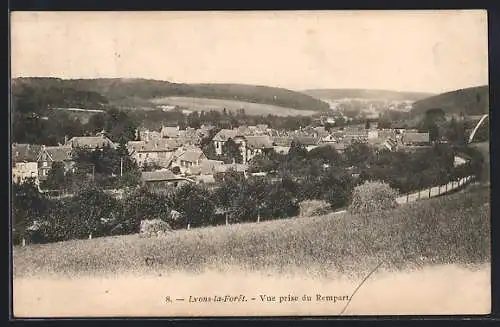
xmin=13 ymin=184 xmax=490 ymax=280
xmin=150 ymin=96 xmax=321 ymax=117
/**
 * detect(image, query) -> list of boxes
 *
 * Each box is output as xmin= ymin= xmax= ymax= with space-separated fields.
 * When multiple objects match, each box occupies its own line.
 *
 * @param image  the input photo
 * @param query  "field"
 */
xmin=14 ymin=185 xmax=490 ymax=279
xmin=150 ymin=96 xmax=321 ymax=117
xmin=12 ymin=185 xmax=490 ymax=316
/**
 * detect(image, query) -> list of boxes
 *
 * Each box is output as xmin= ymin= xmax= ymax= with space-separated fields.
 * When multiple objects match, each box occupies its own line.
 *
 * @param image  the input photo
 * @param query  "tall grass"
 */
xmin=13 ymin=186 xmax=490 ymax=279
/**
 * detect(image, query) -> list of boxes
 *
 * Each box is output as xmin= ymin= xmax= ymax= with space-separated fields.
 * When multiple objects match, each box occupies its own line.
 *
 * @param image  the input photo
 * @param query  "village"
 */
xmin=11 ymin=118 xmax=432 ymax=193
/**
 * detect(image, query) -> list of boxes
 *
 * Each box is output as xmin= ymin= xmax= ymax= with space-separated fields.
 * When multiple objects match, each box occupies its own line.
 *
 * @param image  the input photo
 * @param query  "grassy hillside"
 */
xmin=411 ymin=85 xmax=489 ymax=116
xmin=13 ymin=77 xmax=330 ymax=114
xmin=13 ymin=185 xmax=490 ymax=279
xmin=151 ymin=96 xmax=320 ymax=116
xmin=303 ymin=89 xmax=434 ymax=101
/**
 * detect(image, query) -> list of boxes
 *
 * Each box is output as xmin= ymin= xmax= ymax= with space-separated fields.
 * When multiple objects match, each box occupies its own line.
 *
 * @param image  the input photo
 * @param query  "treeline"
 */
xmin=250 ymin=141 xmax=483 ymax=194
xmin=13 ymin=77 xmax=331 ymax=112
xmin=12 ymin=105 xmax=139 ymax=145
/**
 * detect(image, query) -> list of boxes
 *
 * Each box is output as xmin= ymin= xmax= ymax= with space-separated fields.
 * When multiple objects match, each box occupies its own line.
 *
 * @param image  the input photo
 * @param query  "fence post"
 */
xmin=187 ymin=223 xmax=190 ymax=230
xmin=429 ymin=187 xmax=431 ymax=198
xmin=445 ymin=183 xmax=448 ymax=193
xmin=406 ymin=193 xmax=409 ymax=203
xmin=418 ymin=190 xmax=420 ymax=200
xmin=22 ymin=238 xmax=26 ymax=247
xmin=438 ymin=185 xmax=440 ymax=195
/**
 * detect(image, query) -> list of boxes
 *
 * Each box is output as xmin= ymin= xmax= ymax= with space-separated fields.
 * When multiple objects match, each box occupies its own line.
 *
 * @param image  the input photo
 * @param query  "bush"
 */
xmin=139 ymin=219 xmax=172 ymax=238
xmin=349 ymin=180 xmax=399 ymax=216
xmin=298 ymin=200 xmax=331 ymax=217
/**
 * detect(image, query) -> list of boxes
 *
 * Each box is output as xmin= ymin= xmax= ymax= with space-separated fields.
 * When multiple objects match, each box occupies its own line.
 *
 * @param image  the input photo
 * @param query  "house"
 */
xmin=139 ymin=129 xmax=162 ymax=142
xmin=320 ymin=134 xmax=338 ymax=144
xmin=171 ymin=146 xmax=208 ymax=174
xmin=272 ymin=136 xmax=294 ymax=154
xmin=213 ymin=163 xmax=249 ymax=181
xmin=127 ymin=139 xmax=179 ymax=168
xmin=11 ymin=143 xmax=42 ymax=185
xmin=240 ymin=135 xmax=274 ymax=163
xmin=36 ymin=145 xmax=75 ymax=181
xmin=178 ymin=128 xmax=203 ymax=146
xmin=293 ymin=136 xmax=321 ymax=151
xmin=66 ymin=135 xmax=115 ymax=151
xmin=401 ymin=132 xmax=430 ymax=146
xmin=213 ymin=129 xmax=239 ymax=156
xmin=12 ymin=161 xmax=39 ymax=185
xmin=161 ymin=126 xmax=181 ymax=139
xmin=141 ymin=169 xmax=194 ymax=190
xmin=384 ymin=137 xmax=399 ymax=151
xmin=187 ymin=159 xmax=224 ymax=176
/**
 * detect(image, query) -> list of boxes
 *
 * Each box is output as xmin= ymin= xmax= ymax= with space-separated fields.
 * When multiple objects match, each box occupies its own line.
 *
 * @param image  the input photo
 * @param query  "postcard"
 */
xmin=10 ymin=10 xmax=490 ymax=317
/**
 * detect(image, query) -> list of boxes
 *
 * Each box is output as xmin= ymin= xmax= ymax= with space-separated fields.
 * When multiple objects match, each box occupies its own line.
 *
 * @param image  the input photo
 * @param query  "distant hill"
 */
xmin=410 ymin=85 xmax=489 ymax=116
xmin=12 ymin=77 xmax=330 ymax=114
xmin=302 ymin=88 xmax=434 ymax=101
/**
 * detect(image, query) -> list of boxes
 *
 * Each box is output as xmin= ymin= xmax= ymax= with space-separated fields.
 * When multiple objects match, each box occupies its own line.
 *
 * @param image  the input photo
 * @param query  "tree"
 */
xmin=287 ymin=140 xmax=308 ymax=161
xmin=44 ymin=162 xmax=66 ymax=190
xmin=343 ymin=142 xmax=374 ymax=168
xmin=66 ymin=186 xmax=120 ymax=239
xmin=12 ymin=178 xmax=48 ymax=245
xmin=170 ymin=184 xmax=215 ymax=228
xmin=248 ymin=152 xmax=279 ymax=173
xmin=120 ymin=187 xmax=171 ymax=233
xmin=307 ymin=145 xmax=342 ymax=166
xmin=222 ymin=138 xmax=243 ymax=164
xmin=421 ymin=108 xmax=447 ymax=142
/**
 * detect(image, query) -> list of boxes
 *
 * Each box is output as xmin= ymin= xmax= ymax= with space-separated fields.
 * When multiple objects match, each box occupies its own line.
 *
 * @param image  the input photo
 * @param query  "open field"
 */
xmin=150 ymin=96 xmax=321 ymax=117
xmin=13 ymin=185 xmax=490 ymax=279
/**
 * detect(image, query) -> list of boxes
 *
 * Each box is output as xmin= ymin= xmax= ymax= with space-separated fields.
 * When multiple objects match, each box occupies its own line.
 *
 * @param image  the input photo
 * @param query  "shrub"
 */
xmin=349 ymin=180 xmax=399 ymax=216
xmin=139 ymin=219 xmax=172 ymax=238
xmin=298 ymin=200 xmax=331 ymax=217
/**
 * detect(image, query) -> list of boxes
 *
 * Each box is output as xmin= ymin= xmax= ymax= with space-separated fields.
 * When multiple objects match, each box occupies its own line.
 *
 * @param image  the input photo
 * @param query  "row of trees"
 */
xmin=249 ymin=141 xmax=480 ymax=194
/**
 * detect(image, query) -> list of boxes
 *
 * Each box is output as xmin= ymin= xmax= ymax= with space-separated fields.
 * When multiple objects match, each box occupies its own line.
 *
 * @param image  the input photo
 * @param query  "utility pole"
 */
xmin=92 ymin=165 xmax=95 ymax=181
xmin=120 ymin=157 xmax=124 ymax=177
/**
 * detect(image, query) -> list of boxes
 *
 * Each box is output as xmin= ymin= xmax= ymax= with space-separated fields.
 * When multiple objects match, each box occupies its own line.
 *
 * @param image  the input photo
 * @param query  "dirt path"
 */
xmin=13 ymin=263 xmax=490 ymax=317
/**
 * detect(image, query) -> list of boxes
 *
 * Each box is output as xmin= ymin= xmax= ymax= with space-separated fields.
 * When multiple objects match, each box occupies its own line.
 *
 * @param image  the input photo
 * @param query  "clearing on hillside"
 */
xmin=150 ymin=96 xmax=321 ymax=117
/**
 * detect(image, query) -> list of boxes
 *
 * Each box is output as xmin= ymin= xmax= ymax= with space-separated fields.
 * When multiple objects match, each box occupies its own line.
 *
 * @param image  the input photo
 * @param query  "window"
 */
xmin=42 ymin=161 xmax=48 ymax=167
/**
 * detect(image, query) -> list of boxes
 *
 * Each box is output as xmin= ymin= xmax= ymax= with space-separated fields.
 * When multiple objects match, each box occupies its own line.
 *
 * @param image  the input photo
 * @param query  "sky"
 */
xmin=11 ymin=10 xmax=488 ymax=94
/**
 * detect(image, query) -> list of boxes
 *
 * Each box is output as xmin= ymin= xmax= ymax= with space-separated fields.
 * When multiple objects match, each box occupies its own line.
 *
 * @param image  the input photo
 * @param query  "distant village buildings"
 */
xmin=12 ymin=117 xmax=433 ymax=191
